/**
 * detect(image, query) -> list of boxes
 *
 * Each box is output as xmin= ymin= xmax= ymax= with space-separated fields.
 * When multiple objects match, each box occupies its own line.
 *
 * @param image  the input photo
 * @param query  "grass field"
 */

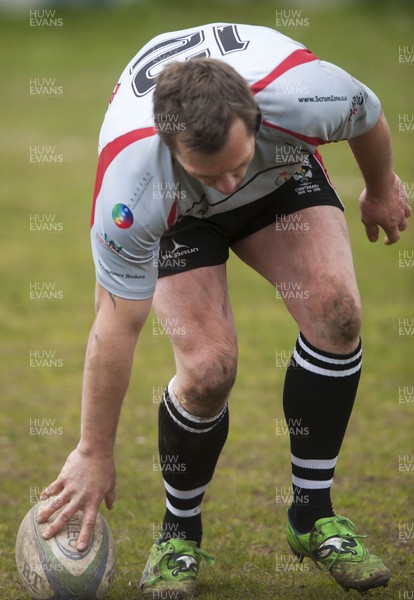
xmin=1 ymin=1 xmax=413 ymax=598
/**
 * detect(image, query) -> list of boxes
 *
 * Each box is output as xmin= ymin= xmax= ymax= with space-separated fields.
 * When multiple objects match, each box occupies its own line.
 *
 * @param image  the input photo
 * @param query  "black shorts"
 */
xmin=158 ymin=153 xmax=344 ymax=277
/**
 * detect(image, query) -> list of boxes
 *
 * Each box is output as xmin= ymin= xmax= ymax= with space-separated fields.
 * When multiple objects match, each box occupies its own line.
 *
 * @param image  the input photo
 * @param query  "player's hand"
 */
xmin=36 ymin=447 xmax=116 ymax=551
xmin=359 ymin=173 xmax=411 ymax=244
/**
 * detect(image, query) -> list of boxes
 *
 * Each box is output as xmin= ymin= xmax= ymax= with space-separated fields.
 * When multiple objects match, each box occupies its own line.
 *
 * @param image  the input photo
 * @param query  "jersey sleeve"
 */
xmin=263 ymin=59 xmax=382 ymax=147
xmin=90 ymin=135 xmax=175 ymax=300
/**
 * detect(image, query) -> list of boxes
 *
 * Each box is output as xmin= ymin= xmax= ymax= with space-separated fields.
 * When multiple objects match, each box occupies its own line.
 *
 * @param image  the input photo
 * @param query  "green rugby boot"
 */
xmin=139 ymin=538 xmax=215 ymax=599
xmin=287 ymin=513 xmax=391 ymax=592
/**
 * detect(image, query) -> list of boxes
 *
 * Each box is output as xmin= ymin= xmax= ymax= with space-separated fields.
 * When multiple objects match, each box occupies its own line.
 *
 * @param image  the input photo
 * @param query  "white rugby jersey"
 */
xmin=90 ymin=23 xmax=381 ymax=300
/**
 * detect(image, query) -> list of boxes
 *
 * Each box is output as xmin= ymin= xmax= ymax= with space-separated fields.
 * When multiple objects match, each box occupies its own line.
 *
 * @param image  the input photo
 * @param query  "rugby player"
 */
xmin=37 ymin=23 xmax=410 ymax=597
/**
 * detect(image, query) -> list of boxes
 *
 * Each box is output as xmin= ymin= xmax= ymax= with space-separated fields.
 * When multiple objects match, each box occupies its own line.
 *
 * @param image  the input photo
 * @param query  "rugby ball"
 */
xmin=15 ymin=500 xmax=116 ymax=599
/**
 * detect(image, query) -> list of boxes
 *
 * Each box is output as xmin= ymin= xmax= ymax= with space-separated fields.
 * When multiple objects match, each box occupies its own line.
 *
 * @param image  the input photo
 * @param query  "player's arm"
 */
xmin=347 ymin=111 xmax=411 ymax=244
xmin=36 ymin=281 xmax=152 ymax=550
xmin=286 ymin=60 xmax=411 ymax=243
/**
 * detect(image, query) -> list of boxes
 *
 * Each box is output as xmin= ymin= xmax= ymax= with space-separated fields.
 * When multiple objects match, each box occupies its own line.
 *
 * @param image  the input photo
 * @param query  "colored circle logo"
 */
xmin=112 ymin=204 xmax=133 ymax=229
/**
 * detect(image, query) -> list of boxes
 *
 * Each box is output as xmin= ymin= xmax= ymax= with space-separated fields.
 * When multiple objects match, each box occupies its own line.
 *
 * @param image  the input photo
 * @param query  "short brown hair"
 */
xmin=153 ymin=58 xmax=257 ymax=154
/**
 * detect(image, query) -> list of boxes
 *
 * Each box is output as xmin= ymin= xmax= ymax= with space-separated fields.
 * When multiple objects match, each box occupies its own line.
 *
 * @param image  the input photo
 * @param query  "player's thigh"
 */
xmin=153 ymin=264 xmax=238 ymax=401
xmin=231 ymin=205 xmax=361 ymax=352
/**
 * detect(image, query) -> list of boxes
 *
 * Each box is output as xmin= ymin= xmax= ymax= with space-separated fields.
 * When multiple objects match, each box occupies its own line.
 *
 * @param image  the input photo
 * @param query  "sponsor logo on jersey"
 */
xmin=96 ymin=232 xmax=123 ymax=255
xmin=290 ymin=157 xmax=322 ymax=196
xmin=275 ymin=170 xmax=294 ymax=187
xmin=98 ymin=258 xmax=145 ymax=280
xmin=293 ymin=166 xmax=312 ymax=184
xmin=112 ymin=203 xmax=134 ymax=229
xmin=292 ymin=156 xmax=312 ymax=182
xmin=348 ymin=80 xmax=368 ymax=122
xmin=348 ymin=92 xmax=365 ymax=122
xmin=298 ymin=94 xmax=347 ymax=103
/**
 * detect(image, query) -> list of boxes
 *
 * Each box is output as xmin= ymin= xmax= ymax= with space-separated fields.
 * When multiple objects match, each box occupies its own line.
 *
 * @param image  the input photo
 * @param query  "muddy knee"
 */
xmin=174 ymin=349 xmax=237 ymax=417
xmin=305 ymin=282 xmax=361 ymax=350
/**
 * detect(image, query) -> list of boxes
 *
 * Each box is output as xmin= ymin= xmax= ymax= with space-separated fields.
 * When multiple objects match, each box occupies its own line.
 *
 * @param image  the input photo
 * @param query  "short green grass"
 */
xmin=1 ymin=1 xmax=413 ymax=599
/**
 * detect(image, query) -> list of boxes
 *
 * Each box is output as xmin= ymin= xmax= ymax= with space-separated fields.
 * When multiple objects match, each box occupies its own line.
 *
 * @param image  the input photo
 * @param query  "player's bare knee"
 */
xmin=307 ymin=284 xmax=361 ymax=348
xmin=180 ymin=351 xmax=237 ymax=416
xmin=324 ymin=291 xmax=361 ymax=346
xmin=194 ymin=353 xmax=237 ymax=404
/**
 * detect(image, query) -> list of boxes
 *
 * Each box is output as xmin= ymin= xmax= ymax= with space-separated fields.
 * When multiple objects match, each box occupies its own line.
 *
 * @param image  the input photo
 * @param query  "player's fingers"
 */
xmin=398 ymin=217 xmax=409 ymax=232
xmin=40 ymin=500 xmax=78 ymax=540
xmin=364 ymin=222 xmax=379 ymax=243
xmin=36 ymin=492 xmax=68 ymax=523
xmin=384 ymin=224 xmax=401 ymax=245
xmin=104 ymin=488 xmax=116 ymax=510
xmin=76 ymin=509 xmax=99 ymax=551
xmin=387 ymin=202 xmax=410 ymax=243
xmin=40 ymin=480 xmax=64 ymax=501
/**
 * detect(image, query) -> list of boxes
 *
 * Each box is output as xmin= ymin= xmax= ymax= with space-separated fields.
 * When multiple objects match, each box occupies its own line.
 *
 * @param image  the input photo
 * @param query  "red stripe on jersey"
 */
xmin=314 ymin=148 xmax=335 ymax=187
xmin=250 ymin=48 xmax=318 ymax=96
xmin=90 ymin=127 xmax=156 ymax=227
xmin=262 ymin=119 xmax=328 ymax=147
xmin=109 ymin=82 xmax=121 ymax=104
xmin=167 ymin=197 xmax=178 ymax=229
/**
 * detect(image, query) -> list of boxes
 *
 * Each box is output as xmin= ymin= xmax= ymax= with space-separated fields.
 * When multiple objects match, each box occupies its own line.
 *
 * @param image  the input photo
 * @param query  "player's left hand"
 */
xmin=359 ymin=173 xmax=411 ymax=244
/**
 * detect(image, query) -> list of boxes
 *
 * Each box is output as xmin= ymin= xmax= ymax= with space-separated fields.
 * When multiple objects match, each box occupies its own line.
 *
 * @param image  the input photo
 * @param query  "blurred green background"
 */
xmin=1 ymin=1 xmax=413 ymax=598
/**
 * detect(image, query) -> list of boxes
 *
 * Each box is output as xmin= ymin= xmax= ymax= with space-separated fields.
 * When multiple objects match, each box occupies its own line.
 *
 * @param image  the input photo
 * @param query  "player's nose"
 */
xmin=214 ymin=174 xmax=239 ymax=195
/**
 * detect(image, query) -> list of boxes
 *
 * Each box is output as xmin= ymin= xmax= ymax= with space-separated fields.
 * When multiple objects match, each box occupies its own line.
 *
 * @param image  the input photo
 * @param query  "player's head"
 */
xmin=153 ymin=58 xmax=258 ymax=193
